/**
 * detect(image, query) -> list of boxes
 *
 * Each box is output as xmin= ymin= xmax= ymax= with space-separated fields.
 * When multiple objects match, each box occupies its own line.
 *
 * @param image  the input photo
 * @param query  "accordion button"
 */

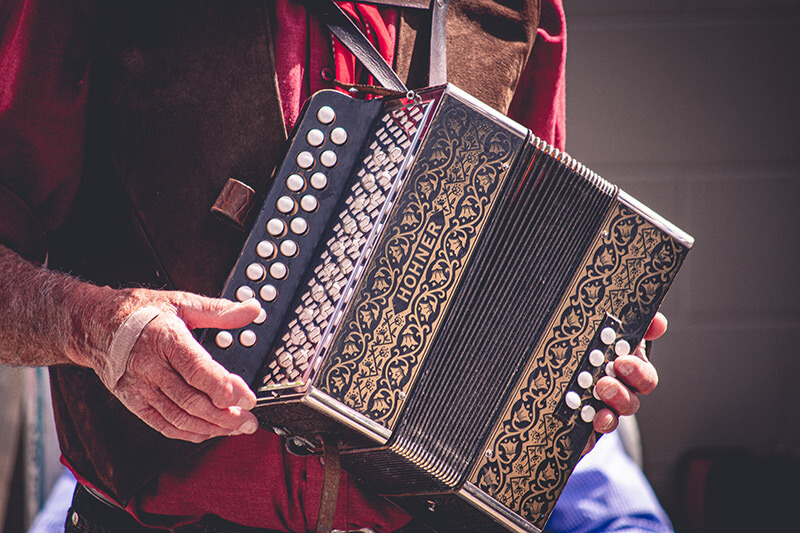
xmin=215 ymin=331 xmax=234 ymax=349
xmin=267 ymin=218 xmax=286 ymax=237
xmin=565 ymin=391 xmax=581 ymax=410
xmin=239 ymin=329 xmax=257 ymax=347
xmin=286 ymin=174 xmax=305 ymax=192
xmin=235 ymin=286 xmax=254 ymax=301
xmin=253 ymin=308 xmax=268 ymax=325
xmin=316 ymin=105 xmax=336 ymax=124
xmin=306 ymin=129 xmax=325 ymax=147
xmin=605 ymin=361 xmax=617 ymax=378
xmin=581 ymin=405 xmax=596 ymax=423
xmin=280 ymin=240 xmax=298 ymax=257
xmin=320 ymin=150 xmax=338 ymax=168
xmin=330 ymin=127 xmax=348 ymax=145
xmin=256 ymin=240 xmax=276 ymax=259
xmin=589 ymin=349 xmax=605 ymax=367
xmin=290 ymin=217 xmax=309 ymax=235
xmin=276 ymin=196 xmax=296 ymax=214
xmin=260 ymin=284 xmax=278 ymax=302
xmin=300 ymin=195 xmax=318 ymax=212
xmin=310 ymin=172 xmax=328 ymax=190
xmin=246 ymin=263 xmax=265 ymax=281
xmin=615 ymin=339 xmax=631 ymax=357
xmin=296 ymin=151 xmax=314 ymax=169
xmin=270 ymin=262 xmax=288 ymax=280
xmin=577 ymin=371 xmax=593 ymax=389
xmin=600 ymin=327 xmax=617 ymax=345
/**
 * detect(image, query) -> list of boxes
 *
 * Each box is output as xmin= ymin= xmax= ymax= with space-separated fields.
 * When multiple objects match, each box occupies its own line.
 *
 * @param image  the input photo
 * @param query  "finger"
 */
xmin=594 ymin=375 xmax=640 ymax=416
xmin=581 ymin=431 xmax=598 ymax=457
xmin=643 ymin=312 xmax=668 ymax=341
xmin=141 ymin=384 xmax=252 ymax=439
xmin=157 ymin=317 xmax=257 ymax=410
xmin=115 ymin=386 xmax=219 ymax=443
xmin=612 ymin=355 xmax=659 ymax=395
xmin=170 ymin=292 xmax=262 ymax=330
xmin=156 ymin=366 xmax=258 ymax=433
xmin=592 ymin=408 xmax=618 ymax=434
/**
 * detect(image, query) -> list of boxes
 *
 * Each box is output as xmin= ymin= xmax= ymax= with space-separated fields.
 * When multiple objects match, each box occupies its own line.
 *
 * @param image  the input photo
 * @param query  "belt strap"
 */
xmin=315 ymin=435 xmax=342 ymax=533
xmin=305 ymin=0 xmax=450 ymax=91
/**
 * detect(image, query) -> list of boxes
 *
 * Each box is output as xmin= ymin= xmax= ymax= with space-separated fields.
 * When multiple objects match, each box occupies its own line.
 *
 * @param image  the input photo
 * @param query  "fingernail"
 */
xmin=238 ymin=420 xmax=258 ymax=434
xmin=598 ymin=383 xmax=617 ymax=401
xmin=617 ymin=361 xmax=633 ymax=377
xmin=600 ymin=416 xmax=615 ymax=432
xmin=237 ymin=397 xmax=256 ymax=410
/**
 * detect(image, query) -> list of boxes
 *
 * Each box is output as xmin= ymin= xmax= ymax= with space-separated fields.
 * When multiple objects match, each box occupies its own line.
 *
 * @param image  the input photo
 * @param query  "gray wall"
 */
xmin=564 ymin=0 xmax=800 ymax=520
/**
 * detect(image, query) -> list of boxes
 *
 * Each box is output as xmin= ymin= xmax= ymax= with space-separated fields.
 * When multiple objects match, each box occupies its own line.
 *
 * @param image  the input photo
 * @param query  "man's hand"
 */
xmin=105 ymin=290 xmax=262 ymax=443
xmin=0 ymin=244 xmax=260 ymax=443
xmin=582 ymin=312 xmax=668 ymax=454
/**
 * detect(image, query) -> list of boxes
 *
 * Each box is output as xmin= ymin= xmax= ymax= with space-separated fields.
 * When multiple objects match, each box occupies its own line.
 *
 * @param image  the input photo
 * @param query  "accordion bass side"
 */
xmin=203 ymin=85 xmax=693 ymax=532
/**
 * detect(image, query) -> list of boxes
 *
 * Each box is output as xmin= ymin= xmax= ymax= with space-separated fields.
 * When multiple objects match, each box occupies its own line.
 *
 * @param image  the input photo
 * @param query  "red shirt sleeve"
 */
xmin=507 ymin=0 xmax=567 ymax=151
xmin=0 ymin=0 xmax=90 ymax=234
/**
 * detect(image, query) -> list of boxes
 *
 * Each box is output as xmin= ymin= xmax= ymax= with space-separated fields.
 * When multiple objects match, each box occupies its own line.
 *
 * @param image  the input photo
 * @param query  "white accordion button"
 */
xmin=260 ymin=284 xmax=278 ymax=302
xmin=280 ymin=240 xmax=298 ymax=257
xmin=215 ymin=331 xmax=233 ymax=349
xmin=245 ymin=263 xmax=265 ymax=281
xmin=286 ymin=174 xmax=305 ymax=192
xmin=276 ymin=196 xmax=295 ymax=214
xmin=589 ymin=349 xmax=605 ymax=367
xmin=266 ymin=218 xmax=286 ymax=237
xmin=253 ymin=308 xmax=268 ymax=325
xmin=565 ymin=391 xmax=581 ymax=410
xmin=235 ymin=285 xmax=254 ymax=302
xmin=320 ymin=150 xmax=337 ymax=168
xmin=581 ymin=405 xmax=596 ymax=423
xmin=330 ymin=127 xmax=348 ymax=145
xmin=239 ymin=329 xmax=257 ymax=348
xmin=270 ymin=262 xmax=288 ymax=280
xmin=256 ymin=240 xmax=276 ymax=259
xmin=615 ymin=339 xmax=631 ymax=357
xmin=306 ymin=129 xmax=325 ymax=147
xmin=296 ymin=151 xmax=314 ymax=169
xmin=290 ymin=217 xmax=308 ymax=235
xmin=605 ymin=361 xmax=617 ymax=378
xmin=310 ymin=172 xmax=328 ymax=190
xmin=300 ymin=194 xmax=318 ymax=212
xmin=600 ymin=327 xmax=617 ymax=345
xmin=577 ymin=371 xmax=593 ymax=389
xmin=316 ymin=105 xmax=336 ymax=124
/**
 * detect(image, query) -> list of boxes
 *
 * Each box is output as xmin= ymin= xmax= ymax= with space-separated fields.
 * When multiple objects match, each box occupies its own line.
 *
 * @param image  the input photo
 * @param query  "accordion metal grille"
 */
xmin=341 ymin=139 xmax=616 ymax=493
xmin=260 ymin=103 xmax=427 ymax=390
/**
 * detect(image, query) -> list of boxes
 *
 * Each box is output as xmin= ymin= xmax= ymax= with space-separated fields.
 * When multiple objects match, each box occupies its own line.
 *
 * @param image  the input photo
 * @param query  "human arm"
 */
xmin=0 ymin=243 xmax=260 ymax=443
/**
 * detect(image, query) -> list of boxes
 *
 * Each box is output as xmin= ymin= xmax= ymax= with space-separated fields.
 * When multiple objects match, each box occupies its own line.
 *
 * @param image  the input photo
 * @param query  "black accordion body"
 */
xmin=203 ymin=85 xmax=693 ymax=532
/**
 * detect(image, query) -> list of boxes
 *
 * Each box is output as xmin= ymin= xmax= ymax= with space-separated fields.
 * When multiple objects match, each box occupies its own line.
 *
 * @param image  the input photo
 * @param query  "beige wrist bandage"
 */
xmin=105 ymin=306 xmax=160 ymax=388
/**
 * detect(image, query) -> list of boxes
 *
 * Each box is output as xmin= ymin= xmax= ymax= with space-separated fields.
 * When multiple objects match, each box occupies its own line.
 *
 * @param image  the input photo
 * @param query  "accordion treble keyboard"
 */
xmin=203 ymin=85 xmax=693 ymax=533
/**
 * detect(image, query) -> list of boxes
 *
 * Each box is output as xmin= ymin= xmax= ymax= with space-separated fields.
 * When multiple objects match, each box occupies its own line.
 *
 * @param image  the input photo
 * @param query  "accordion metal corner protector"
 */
xmin=202 ymin=84 xmax=694 ymax=533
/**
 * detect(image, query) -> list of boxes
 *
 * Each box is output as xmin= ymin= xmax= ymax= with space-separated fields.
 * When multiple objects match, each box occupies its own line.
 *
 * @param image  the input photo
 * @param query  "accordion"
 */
xmin=203 ymin=85 xmax=693 ymax=532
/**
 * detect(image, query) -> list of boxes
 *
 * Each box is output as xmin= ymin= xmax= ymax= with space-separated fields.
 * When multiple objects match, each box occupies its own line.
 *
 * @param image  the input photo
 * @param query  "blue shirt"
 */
xmin=546 ymin=431 xmax=674 ymax=532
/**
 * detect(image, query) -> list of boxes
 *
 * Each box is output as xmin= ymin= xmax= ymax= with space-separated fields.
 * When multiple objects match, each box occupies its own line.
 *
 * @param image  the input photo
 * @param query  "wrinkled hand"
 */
xmin=103 ymin=290 xmax=261 ymax=443
xmin=582 ymin=312 xmax=668 ymax=454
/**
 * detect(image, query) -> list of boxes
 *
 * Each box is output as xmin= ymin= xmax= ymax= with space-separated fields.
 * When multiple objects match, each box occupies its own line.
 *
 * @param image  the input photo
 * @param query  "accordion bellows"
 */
xmin=203 ymin=85 xmax=693 ymax=532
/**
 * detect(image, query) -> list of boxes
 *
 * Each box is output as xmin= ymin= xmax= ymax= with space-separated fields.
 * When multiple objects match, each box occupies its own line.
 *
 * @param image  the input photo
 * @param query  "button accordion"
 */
xmin=203 ymin=85 xmax=693 ymax=532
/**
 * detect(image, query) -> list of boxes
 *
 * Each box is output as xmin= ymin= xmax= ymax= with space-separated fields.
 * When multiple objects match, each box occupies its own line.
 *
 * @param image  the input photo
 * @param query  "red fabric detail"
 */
xmin=0 ymin=0 xmax=88 ymax=231
xmin=508 ymin=0 xmax=567 ymax=150
xmin=136 ymin=431 xmax=409 ymax=531
xmin=274 ymin=0 xmax=397 ymax=131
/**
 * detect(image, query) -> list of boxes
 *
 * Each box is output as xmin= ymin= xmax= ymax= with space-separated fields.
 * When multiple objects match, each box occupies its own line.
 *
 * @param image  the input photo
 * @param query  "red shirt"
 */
xmin=1 ymin=0 xmax=567 ymax=530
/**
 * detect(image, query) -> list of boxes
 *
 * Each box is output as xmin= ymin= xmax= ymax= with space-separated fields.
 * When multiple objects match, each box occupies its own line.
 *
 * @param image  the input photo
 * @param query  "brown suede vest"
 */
xmin=49 ymin=0 xmax=540 ymax=505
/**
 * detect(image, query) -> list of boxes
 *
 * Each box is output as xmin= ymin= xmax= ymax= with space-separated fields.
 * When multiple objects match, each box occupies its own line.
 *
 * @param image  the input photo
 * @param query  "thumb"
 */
xmin=170 ymin=293 xmax=262 ymax=330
